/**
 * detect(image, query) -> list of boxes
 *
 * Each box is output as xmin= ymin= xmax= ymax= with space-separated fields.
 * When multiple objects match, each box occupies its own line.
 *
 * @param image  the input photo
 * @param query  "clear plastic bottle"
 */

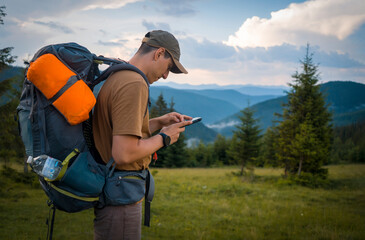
xmin=29 ymin=155 xmax=63 ymax=181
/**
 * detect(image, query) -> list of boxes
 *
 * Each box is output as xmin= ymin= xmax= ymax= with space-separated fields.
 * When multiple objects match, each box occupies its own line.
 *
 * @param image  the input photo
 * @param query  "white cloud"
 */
xmin=83 ymin=0 xmax=142 ymax=10
xmin=99 ymin=33 xmax=144 ymax=60
xmin=83 ymin=0 xmax=141 ymax=10
xmin=206 ymin=121 xmax=239 ymax=130
xmin=225 ymin=0 xmax=365 ymax=49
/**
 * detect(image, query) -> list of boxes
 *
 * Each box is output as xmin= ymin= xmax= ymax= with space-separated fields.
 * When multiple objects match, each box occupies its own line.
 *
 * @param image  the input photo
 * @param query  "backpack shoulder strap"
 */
xmin=93 ymin=57 xmax=149 ymax=87
xmin=93 ymin=57 xmax=151 ymax=107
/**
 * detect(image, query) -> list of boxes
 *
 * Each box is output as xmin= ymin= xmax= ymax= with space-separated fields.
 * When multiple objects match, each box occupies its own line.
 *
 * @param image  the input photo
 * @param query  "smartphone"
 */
xmin=188 ymin=117 xmax=202 ymax=125
xmin=192 ymin=117 xmax=202 ymax=123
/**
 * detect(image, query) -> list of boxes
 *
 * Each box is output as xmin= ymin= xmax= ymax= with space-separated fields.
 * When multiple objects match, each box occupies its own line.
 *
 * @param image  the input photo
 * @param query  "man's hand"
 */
xmin=160 ymin=120 xmax=192 ymax=145
xmin=160 ymin=112 xmax=192 ymax=127
xmin=149 ymin=112 xmax=192 ymax=133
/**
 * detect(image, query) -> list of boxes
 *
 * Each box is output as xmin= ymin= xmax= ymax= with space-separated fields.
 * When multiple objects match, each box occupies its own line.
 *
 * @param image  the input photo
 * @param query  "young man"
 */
xmin=93 ymin=30 xmax=191 ymax=240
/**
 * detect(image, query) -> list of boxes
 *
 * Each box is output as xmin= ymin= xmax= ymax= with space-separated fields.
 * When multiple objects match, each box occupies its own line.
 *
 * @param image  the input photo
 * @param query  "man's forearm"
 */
xmin=112 ymin=134 xmax=163 ymax=165
xmin=149 ymin=117 xmax=163 ymax=133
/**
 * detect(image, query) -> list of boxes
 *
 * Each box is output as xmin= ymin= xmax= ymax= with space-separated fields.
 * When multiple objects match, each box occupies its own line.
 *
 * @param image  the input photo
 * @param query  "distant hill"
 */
xmin=150 ymin=86 xmax=285 ymax=142
xmin=0 ymin=66 xmax=24 ymax=83
xmin=184 ymin=122 xmax=218 ymax=144
xmin=235 ymin=86 xmax=287 ymax=96
xmin=321 ymin=81 xmax=365 ymax=114
xmin=185 ymin=89 xmax=278 ymax=109
xmin=212 ymin=81 xmax=365 ymax=137
xmin=150 ymin=86 xmax=240 ymax=124
xmin=154 ymin=81 xmax=288 ymax=96
xmin=0 ymin=66 xmax=24 ymax=105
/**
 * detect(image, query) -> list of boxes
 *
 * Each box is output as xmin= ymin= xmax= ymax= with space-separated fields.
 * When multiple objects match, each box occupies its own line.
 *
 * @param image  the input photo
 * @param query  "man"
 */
xmin=93 ymin=30 xmax=191 ymax=240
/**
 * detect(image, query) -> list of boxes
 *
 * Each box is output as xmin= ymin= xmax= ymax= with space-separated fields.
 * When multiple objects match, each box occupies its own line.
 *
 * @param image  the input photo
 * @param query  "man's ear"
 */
xmin=154 ymin=48 xmax=165 ymax=61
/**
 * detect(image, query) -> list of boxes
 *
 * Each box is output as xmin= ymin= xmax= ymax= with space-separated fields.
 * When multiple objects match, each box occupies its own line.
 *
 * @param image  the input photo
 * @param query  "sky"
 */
xmin=1 ymin=0 xmax=365 ymax=87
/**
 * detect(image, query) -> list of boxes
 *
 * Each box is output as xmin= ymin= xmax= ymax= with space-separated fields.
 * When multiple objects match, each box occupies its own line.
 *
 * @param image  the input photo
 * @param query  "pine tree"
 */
xmin=232 ymin=106 xmax=261 ymax=176
xmin=190 ymin=141 xmax=217 ymax=167
xmin=260 ymin=126 xmax=279 ymax=167
xmin=150 ymin=93 xmax=168 ymax=119
xmin=0 ymin=6 xmax=16 ymax=69
xmin=276 ymin=44 xmax=332 ymax=178
xmin=0 ymin=6 xmax=5 ymax=25
xmin=164 ymin=133 xmax=188 ymax=167
xmin=213 ymin=134 xmax=231 ymax=165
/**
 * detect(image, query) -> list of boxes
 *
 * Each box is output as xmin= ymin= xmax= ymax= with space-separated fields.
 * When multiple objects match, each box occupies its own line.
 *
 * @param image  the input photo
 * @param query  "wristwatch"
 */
xmin=159 ymin=133 xmax=171 ymax=147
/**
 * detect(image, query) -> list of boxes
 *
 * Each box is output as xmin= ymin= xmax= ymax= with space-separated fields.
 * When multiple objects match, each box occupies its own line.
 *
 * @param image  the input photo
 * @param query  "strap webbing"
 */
xmin=46 ymin=204 xmax=56 ymax=240
xmin=144 ymin=170 xmax=155 ymax=227
xmin=48 ymin=75 xmax=80 ymax=103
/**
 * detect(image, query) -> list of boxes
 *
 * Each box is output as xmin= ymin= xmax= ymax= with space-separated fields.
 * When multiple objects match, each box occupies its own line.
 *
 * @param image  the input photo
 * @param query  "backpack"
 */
xmin=17 ymin=42 xmax=155 ymax=238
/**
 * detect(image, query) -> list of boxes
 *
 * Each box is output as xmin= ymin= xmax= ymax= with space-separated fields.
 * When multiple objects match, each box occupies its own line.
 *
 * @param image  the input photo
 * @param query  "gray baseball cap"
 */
xmin=142 ymin=30 xmax=188 ymax=74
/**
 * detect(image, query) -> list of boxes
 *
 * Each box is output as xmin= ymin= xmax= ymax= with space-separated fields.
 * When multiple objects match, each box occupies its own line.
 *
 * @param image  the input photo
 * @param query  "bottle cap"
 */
xmin=26 ymin=156 xmax=33 ymax=164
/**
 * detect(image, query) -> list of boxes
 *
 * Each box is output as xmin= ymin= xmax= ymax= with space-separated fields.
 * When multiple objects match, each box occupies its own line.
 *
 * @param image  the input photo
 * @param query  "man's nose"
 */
xmin=162 ymin=71 xmax=169 ymax=79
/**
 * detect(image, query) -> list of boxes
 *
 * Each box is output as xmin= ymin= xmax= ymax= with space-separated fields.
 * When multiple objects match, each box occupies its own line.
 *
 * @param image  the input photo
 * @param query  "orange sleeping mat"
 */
xmin=27 ymin=53 xmax=96 ymax=125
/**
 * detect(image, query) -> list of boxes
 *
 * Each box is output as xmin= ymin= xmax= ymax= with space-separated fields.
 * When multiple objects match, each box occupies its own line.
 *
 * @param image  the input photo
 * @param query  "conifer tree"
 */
xmin=231 ymin=106 xmax=261 ymax=176
xmin=260 ymin=126 xmax=279 ymax=167
xmin=276 ymin=44 xmax=332 ymax=178
xmin=0 ymin=6 xmax=16 ymax=69
xmin=213 ymin=134 xmax=231 ymax=165
xmin=150 ymin=93 xmax=168 ymax=120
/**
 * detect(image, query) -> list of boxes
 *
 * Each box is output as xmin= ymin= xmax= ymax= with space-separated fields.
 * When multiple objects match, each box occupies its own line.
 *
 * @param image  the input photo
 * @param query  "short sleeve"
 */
xmin=111 ymin=79 xmax=149 ymax=138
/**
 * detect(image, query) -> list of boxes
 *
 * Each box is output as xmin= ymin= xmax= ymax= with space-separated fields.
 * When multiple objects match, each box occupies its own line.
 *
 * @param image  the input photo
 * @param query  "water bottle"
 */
xmin=29 ymin=155 xmax=63 ymax=181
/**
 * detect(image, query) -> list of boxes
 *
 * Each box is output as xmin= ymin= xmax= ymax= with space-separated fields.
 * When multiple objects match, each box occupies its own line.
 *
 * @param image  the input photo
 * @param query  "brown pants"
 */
xmin=94 ymin=202 xmax=142 ymax=240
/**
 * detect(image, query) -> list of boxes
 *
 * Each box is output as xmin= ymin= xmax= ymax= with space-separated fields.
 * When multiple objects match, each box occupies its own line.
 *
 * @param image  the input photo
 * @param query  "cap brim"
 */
xmin=171 ymin=58 xmax=188 ymax=74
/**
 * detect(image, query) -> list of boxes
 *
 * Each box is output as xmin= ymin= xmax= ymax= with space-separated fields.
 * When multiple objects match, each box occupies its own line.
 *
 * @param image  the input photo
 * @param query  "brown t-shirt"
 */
xmin=93 ymin=70 xmax=151 ymax=170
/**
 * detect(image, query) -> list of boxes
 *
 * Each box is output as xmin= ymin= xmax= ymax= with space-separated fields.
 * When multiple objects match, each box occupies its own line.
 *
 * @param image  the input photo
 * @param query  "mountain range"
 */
xmin=150 ymin=86 xmax=282 ymax=123
xmin=151 ymin=81 xmax=365 ymax=141
xmin=154 ymin=81 xmax=288 ymax=96
xmin=211 ymin=81 xmax=365 ymax=138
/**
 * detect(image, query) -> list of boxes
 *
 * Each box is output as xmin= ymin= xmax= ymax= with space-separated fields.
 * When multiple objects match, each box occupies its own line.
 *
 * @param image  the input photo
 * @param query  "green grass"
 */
xmin=0 ymin=164 xmax=364 ymax=240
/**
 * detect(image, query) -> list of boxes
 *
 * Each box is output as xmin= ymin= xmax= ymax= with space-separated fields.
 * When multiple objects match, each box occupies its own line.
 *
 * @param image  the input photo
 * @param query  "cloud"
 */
xmin=179 ymin=37 xmax=364 ymax=71
xmin=181 ymin=37 xmax=236 ymax=60
xmin=154 ymin=0 xmax=197 ymax=17
xmin=83 ymin=0 xmax=142 ymax=10
xmin=97 ymin=40 xmax=127 ymax=47
xmin=225 ymin=0 xmax=365 ymax=49
xmin=33 ymin=21 xmax=74 ymax=34
xmin=142 ymin=20 xmax=171 ymax=31
xmin=206 ymin=121 xmax=239 ymax=130
xmin=3 ymin=0 xmax=140 ymax=20
xmin=316 ymin=49 xmax=365 ymax=68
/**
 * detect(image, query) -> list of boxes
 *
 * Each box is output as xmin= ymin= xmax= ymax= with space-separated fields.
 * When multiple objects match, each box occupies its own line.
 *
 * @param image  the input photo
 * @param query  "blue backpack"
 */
xmin=17 ymin=43 xmax=155 ymax=238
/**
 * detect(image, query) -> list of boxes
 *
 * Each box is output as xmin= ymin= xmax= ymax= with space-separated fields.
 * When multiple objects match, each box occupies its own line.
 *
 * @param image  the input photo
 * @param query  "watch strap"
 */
xmin=159 ymin=133 xmax=168 ymax=147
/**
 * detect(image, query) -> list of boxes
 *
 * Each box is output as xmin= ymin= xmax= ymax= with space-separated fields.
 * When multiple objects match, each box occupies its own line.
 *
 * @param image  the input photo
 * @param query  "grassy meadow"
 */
xmin=0 ymin=164 xmax=364 ymax=240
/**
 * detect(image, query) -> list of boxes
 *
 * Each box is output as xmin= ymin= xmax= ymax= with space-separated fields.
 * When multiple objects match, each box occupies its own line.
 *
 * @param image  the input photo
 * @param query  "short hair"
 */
xmin=136 ymin=43 xmax=171 ymax=59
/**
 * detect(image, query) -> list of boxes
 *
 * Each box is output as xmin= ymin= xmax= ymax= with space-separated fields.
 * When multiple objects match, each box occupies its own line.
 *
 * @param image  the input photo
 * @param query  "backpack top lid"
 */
xmin=32 ymin=42 xmax=97 ymax=84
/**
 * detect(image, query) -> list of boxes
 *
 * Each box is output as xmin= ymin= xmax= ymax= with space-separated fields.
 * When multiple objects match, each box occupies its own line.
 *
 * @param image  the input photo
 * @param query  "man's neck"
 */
xmin=129 ymin=55 xmax=147 ymax=75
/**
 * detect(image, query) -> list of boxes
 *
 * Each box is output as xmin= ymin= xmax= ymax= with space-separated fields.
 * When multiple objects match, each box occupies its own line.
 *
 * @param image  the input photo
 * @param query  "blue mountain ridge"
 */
xmin=212 ymin=81 xmax=365 ymax=138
